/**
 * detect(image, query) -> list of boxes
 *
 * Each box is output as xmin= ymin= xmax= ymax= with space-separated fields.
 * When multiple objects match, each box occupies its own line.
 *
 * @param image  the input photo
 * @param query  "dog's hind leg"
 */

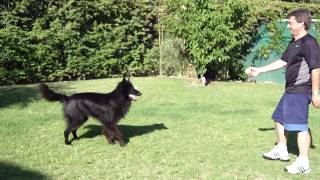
xmin=64 ymin=127 xmax=72 ymax=145
xmin=64 ymin=115 xmax=87 ymax=145
xmin=64 ymin=126 xmax=81 ymax=144
xmin=64 ymin=114 xmax=76 ymax=145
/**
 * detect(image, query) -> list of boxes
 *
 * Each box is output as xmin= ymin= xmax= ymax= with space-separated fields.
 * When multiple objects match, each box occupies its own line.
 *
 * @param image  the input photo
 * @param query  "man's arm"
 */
xmin=246 ymin=59 xmax=287 ymax=77
xmin=311 ymin=68 xmax=320 ymax=108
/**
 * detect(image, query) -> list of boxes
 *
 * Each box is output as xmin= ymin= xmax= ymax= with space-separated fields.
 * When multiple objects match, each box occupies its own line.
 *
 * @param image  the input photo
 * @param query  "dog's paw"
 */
xmin=65 ymin=141 xmax=72 ymax=145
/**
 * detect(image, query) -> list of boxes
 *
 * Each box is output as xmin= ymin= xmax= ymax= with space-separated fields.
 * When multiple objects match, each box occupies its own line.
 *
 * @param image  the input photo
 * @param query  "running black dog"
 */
xmin=39 ymin=77 xmax=142 ymax=146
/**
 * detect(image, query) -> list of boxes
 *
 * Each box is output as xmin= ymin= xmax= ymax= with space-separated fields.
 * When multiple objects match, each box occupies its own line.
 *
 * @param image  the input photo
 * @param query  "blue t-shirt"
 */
xmin=281 ymin=34 xmax=320 ymax=94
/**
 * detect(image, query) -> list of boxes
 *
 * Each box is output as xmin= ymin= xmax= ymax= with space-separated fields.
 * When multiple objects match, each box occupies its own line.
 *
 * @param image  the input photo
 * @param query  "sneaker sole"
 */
xmin=284 ymin=167 xmax=311 ymax=174
xmin=262 ymin=155 xmax=290 ymax=162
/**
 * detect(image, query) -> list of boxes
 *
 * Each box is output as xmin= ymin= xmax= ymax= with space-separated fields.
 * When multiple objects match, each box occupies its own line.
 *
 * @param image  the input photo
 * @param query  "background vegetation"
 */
xmin=162 ymin=0 xmax=320 ymax=79
xmin=1 ymin=0 xmax=320 ymax=85
xmin=0 ymin=0 xmax=159 ymax=84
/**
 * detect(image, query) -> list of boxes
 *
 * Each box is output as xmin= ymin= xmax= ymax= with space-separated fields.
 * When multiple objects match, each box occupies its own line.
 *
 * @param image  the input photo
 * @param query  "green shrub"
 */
xmin=0 ymin=0 xmax=158 ymax=84
xmin=162 ymin=0 xmax=258 ymax=79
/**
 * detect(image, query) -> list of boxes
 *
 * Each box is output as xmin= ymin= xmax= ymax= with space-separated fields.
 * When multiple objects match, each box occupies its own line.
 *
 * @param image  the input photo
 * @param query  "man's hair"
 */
xmin=287 ymin=8 xmax=312 ymax=30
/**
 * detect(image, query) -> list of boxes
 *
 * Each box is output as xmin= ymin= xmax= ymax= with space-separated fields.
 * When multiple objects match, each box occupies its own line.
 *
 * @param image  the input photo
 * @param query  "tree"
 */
xmin=163 ymin=0 xmax=257 ymax=79
xmin=0 ymin=0 xmax=159 ymax=84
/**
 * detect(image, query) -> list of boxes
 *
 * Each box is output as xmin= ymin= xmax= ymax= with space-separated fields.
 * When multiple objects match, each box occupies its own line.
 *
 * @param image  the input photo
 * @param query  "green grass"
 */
xmin=1 ymin=77 xmax=320 ymax=179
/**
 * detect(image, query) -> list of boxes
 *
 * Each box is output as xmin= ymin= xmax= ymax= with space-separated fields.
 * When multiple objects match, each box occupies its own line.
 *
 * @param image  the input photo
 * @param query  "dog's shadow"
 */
xmin=78 ymin=123 xmax=168 ymax=144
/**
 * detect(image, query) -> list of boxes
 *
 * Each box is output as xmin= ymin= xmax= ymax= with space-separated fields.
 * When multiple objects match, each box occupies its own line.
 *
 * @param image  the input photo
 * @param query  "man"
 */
xmin=246 ymin=8 xmax=320 ymax=174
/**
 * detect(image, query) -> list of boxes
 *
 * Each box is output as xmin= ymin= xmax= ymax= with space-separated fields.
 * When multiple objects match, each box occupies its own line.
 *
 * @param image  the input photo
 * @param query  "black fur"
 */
xmin=39 ymin=77 xmax=142 ymax=146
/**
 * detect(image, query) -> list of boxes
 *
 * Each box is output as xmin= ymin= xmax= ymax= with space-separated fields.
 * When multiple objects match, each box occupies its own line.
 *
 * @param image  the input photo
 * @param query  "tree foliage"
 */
xmin=0 ymin=0 xmax=159 ymax=84
xmin=162 ymin=0 xmax=320 ymax=79
xmin=1 ymin=0 xmax=320 ymax=84
xmin=162 ymin=0 xmax=258 ymax=79
xmin=253 ymin=1 xmax=320 ymax=61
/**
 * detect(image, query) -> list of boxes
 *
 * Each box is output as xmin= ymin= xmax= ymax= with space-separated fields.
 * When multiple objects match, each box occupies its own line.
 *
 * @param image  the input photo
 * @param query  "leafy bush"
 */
xmin=1 ymin=0 xmax=320 ymax=84
xmin=161 ymin=0 xmax=320 ymax=80
xmin=0 ymin=0 xmax=158 ymax=84
xmin=162 ymin=0 xmax=258 ymax=79
xmin=253 ymin=1 xmax=320 ymax=61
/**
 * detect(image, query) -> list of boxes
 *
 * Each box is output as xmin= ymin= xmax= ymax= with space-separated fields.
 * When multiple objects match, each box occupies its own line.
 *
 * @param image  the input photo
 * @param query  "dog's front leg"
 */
xmin=112 ymin=124 xmax=125 ymax=147
xmin=102 ymin=125 xmax=115 ymax=144
xmin=72 ymin=130 xmax=78 ymax=140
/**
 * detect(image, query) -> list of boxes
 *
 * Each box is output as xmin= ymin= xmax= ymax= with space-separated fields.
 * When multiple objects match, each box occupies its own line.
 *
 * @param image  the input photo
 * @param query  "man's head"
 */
xmin=287 ymin=8 xmax=312 ymax=36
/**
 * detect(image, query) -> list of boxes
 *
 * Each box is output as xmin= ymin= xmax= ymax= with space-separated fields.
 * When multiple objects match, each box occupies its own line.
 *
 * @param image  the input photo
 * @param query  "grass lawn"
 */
xmin=1 ymin=77 xmax=320 ymax=179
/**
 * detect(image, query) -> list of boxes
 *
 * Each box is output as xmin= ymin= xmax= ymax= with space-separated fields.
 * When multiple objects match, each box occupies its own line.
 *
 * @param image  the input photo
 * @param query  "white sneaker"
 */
xmin=262 ymin=145 xmax=290 ymax=161
xmin=285 ymin=157 xmax=311 ymax=174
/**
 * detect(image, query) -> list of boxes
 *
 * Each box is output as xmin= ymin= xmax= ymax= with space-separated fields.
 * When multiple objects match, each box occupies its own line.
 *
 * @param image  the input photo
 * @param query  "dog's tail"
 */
xmin=39 ymin=84 xmax=68 ymax=102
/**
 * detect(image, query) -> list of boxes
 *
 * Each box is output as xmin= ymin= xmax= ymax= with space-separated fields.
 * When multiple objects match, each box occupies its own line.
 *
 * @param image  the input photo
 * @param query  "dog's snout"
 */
xmin=133 ymin=88 xmax=142 ymax=96
xmin=137 ymin=91 xmax=142 ymax=96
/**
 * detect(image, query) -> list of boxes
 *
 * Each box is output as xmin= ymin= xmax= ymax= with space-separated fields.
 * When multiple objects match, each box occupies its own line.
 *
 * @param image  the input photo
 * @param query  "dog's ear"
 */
xmin=122 ymin=72 xmax=131 ymax=81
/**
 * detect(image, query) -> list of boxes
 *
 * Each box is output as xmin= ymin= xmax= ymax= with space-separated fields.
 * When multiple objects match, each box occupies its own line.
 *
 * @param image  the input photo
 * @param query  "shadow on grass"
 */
xmin=0 ymin=86 xmax=41 ymax=108
xmin=0 ymin=84 xmax=75 ymax=108
xmin=258 ymin=128 xmax=275 ymax=131
xmin=0 ymin=161 xmax=47 ymax=180
xmin=259 ymin=127 xmax=299 ymax=155
xmin=286 ymin=132 xmax=299 ymax=155
xmin=258 ymin=128 xmax=316 ymax=155
xmin=78 ymin=123 xmax=168 ymax=144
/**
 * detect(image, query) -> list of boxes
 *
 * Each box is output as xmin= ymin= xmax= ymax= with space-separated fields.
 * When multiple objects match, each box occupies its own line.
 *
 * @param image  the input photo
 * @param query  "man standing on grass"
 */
xmin=246 ymin=8 xmax=320 ymax=174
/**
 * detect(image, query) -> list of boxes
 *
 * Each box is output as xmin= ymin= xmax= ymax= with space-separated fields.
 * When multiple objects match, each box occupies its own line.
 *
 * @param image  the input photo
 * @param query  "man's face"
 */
xmin=287 ymin=16 xmax=305 ymax=37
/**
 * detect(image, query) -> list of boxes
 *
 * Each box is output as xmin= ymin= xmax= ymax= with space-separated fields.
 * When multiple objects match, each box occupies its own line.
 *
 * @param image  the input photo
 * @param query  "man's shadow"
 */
xmin=77 ymin=123 xmax=168 ymax=144
xmin=258 ymin=127 xmax=316 ymax=155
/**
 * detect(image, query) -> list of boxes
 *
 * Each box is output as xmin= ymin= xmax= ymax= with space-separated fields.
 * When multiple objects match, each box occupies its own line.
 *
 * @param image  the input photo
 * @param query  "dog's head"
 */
xmin=118 ymin=77 xmax=142 ymax=101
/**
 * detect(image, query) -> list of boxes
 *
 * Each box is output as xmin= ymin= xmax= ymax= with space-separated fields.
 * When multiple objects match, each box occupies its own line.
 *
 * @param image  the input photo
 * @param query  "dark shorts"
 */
xmin=272 ymin=92 xmax=311 ymax=132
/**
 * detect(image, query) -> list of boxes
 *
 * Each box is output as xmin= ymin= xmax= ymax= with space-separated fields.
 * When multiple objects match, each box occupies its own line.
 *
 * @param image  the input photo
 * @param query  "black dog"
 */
xmin=39 ymin=77 xmax=142 ymax=146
